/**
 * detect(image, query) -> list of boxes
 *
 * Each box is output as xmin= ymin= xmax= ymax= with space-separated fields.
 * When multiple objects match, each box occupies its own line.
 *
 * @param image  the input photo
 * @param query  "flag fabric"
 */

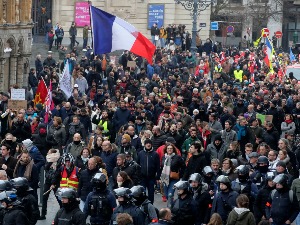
xmin=264 ymin=37 xmax=273 ymax=68
xmin=290 ymin=47 xmax=296 ymax=61
xmin=33 ymin=79 xmax=47 ymax=107
xmin=44 ymin=81 xmax=54 ymax=123
xmin=90 ymin=6 xmax=156 ymax=64
xmin=60 ymin=61 xmax=72 ymax=99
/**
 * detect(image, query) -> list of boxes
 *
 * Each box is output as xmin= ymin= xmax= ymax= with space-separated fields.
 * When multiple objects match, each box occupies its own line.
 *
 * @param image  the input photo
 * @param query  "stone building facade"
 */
xmin=51 ymin=0 xmax=211 ymax=43
xmin=0 ymin=0 xmax=33 ymax=91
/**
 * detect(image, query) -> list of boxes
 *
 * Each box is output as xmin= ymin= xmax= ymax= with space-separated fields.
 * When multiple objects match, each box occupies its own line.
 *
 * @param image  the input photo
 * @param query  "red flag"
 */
xmin=33 ymin=79 xmax=47 ymax=107
xmin=44 ymin=81 xmax=54 ymax=123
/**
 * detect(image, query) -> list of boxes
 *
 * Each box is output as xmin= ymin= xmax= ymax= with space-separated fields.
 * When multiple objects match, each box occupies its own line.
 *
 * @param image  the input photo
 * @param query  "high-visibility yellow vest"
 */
xmin=214 ymin=66 xmax=222 ymax=72
xmin=234 ymin=70 xmax=243 ymax=82
xmin=60 ymin=167 xmax=79 ymax=190
xmin=99 ymin=120 xmax=109 ymax=134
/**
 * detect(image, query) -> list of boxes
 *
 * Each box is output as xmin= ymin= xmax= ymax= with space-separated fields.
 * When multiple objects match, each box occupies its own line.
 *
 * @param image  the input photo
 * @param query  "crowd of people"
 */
xmin=0 ymin=19 xmax=300 ymax=225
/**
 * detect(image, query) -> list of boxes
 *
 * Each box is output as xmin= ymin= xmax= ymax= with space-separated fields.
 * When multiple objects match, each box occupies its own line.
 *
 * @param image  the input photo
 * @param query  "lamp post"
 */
xmin=175 ymin=0 xmax=214 ymax=53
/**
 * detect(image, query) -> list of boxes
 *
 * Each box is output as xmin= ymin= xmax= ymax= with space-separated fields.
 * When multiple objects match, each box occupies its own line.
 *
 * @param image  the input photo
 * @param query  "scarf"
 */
xmin=46 ymin=151 xmax=60 ymax=170
xmin=13 ymin=159 xmax=34 ymax=180
xmin=285 ymin=119 xmax=293 ymax=124
xmin=160 ymin=153 xmax=175 ymax=186
xmin=81 ymin=156 xmax=89 ymax=164
xmin=236 ymin=124 xmax=246 ymax=141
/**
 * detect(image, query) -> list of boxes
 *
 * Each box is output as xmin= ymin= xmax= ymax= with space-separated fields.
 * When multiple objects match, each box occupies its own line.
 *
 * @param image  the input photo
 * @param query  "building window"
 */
xmin=230 ymin=0 xmax=242 ymax=4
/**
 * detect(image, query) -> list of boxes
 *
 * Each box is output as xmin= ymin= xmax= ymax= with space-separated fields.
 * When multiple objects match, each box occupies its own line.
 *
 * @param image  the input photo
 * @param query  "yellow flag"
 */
xmin=253 ymin=37 xmax=261 ymax=47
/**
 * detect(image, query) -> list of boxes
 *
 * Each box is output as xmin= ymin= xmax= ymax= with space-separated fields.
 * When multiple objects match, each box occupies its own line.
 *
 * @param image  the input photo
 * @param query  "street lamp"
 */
xmin=175 ymin=0 xmax=214 ymax=53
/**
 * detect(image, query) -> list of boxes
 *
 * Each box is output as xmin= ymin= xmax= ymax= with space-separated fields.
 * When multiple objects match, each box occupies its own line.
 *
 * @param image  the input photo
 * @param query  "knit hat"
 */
xmin=22 ymin=139 xmax=33 ymax=150
xmin=214 ymin=134 xmax=222 ymax=142
xmin=122 ymin=134 xmax=131 ymax=142
xmin=276 ymin=161 xmax=286 ymax=168
xmin=144 ymin=139 xmax=152 ymax=145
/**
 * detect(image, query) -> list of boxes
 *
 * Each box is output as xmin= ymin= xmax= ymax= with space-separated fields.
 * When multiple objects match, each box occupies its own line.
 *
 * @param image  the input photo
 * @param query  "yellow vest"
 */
xmin=234 ymin=70 xmax=243 ymax=82
xmin=98 ymin=120 xmax=109 ymax=135
xmin=214 ymin=66 xmax=222 ymax=72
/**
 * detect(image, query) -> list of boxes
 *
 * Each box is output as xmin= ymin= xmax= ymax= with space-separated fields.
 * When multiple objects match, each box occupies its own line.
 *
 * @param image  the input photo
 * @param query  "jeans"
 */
xmin=45 ymin=33 xmax=49 ymax=44
xmin=163 ymin=179 xmax=177 ymax=199
xmin=141 ymin=178 xmax=155 ymax=204
xmin=151 ymin=35 xmax=157 ymax=46
xmin=83 ymin=38 xmax=88 ymax=49
xmin=296 ymin=213 xmax=300 ymax=225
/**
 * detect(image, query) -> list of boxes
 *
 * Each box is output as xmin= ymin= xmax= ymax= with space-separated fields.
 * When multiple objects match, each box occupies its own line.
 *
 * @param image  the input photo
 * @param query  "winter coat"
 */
xmin=151 ymin=134 xmax=167 ymax=151
xmin=226 ymin=207 xmax=256 ymax=225
xmin=47 ymin=124 xmax=67 ymax=149
xmin=100 ymin=150 xmax=118 ymax=177
xmin=160 ymin=154 xmax=185 ymax=179
xmin=28 ymin=146 xmax=45 ymax=171
xmin=281 ymin=121 xmax=296 ymax=138
xmin=65 ymin=142 xmax=84 ymax=158
xmin=182 ymin=152 xmax=209 ymax=181
xmin=113 ymin=108 xmax=131 ymax=131
xmin=206 ymin=142 xmax=228 ymax=162
xmin=0 ymin=156 xmax=17 ymax=179
xmin=10 ymin=120 xmax=31 ymax=143
xmin=262 ymin=128 xmax=280 ymax=151
xmin=137 ymin=149 xmax=160 ymax=179
xmin=74 ymin=155 xmax=89 ymax=170
xmin=77 ymin=167 xmax=99 ymax=201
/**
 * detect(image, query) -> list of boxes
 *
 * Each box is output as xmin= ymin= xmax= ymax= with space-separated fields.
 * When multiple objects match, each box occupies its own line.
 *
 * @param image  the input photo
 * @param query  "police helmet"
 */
xmin=63 ymin=153 xmax=75 ymax=164
xmin=0 ymin=191 xmax=18 ymax=205
xmin=0 ymin=180 xmax=13 ymax=191
xmin=189 ymin=173 xmax=202 ymax=183
xmin=91 ymin=173 xmax=107 ymax=191
xmin=257 ymin=156 xmax=269 ymax=165
xmin=130 ymin=185 xmax=146 ymax=198
xmin=173 ymin=181 xmax=189 ymax=190
xmin=113 ymin=187 xmax=132 ymax=199
xmin=273 ymin=174 xmax=289 ymax=187
xmin=216 ymin=175 xmax=231 ymax=186
xmin=10 ymin=177 xmax=31 ymax=192
xmin=56 ymin=188 xmax=77 ymax=201
xmin=266 ymin=171 xmax=275 ymax=181
xmin=202 ymin=166 xmax=213 ymax=176
xmin=235 ymin=165 xmax=250 ymax=176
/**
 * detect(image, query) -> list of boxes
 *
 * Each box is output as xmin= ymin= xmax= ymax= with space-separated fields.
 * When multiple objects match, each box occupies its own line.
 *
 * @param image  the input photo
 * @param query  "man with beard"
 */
xmin=151 ymin=126 xmax=167 ymax=152
xmin=189 ymin=173 xmax=211 ymax=225
xmin=10 ymin=113 xmax=31 ymax=143
xmin=166 ymin=124 xmax=183 ymax=149
xmin=113 ymin=100 xmax=131 ymax=132
xmin=53 ymin=188 xmax=85 ymax=225
xmin=220 ymin=120 xmax=237 ymax=147
xmin=208 ymin=113 xmax=223 ymax=142
xmin=10 ymin=177 xmax=40 ymax=225
xmin=65 ymin=133 xmax=84 ymax=158
xmin=0 ymin=144 xmax=17 ymax=179
xmin=181 ymin=130 xmax=200 ymax=160
xmin=266 ymin=174 xmax=299 ymax=225
xmin=111 ymin=187 xmax=145 ymax=225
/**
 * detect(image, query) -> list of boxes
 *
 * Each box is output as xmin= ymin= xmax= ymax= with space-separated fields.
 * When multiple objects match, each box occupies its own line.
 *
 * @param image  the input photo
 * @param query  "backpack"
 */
xmin=143 ymin=202 xmax=159 ymax=219
xmin=270 ymin=189 xmax=293 ymax=202
xmin=88 ymin=192 xmax=113 ymax=221
xmin=56 ymin=207 xmax=81 ymax=225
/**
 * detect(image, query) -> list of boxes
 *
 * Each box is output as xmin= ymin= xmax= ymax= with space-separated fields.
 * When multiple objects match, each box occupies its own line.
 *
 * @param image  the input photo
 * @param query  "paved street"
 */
xmin=36 ymin=188 xmax=168 ymax=225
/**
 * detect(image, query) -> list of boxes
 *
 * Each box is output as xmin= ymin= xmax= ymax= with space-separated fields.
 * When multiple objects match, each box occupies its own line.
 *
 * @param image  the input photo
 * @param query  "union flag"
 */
xmin=33 ymin=78 xmax=47 ymax=107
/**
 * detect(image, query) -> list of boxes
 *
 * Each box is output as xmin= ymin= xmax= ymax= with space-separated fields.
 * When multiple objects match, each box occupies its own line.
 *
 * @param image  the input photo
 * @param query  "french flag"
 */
xmin=90 ymin=6 xmax=156 ymax=64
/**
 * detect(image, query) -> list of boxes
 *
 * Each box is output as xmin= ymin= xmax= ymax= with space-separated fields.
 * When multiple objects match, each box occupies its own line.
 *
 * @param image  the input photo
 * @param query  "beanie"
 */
xmin=22 ymin=139 xmax=33 ymax=150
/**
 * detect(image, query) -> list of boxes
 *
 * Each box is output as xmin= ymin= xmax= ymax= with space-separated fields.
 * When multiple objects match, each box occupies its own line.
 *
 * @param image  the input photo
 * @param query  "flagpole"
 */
xmin=88 ymin=1 xmax=93 ymax=51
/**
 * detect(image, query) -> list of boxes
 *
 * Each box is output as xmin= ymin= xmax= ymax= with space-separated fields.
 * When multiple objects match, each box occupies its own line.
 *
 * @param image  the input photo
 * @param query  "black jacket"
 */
xmin=10 ymin=120 xmax=31 ymax=142
xmin=0 ymin=156 xmax=17 ymax=179
xmin=160 ymin=154 xmax=185 ymax=179
xmin=3 ymin=205 xmax=28 ymax=225
xmin=253 ymin=185 xmax=273 ymax=222
xmin=137 ymin=149 xmax=160 ymax=179
xmin=171 ymin=193 xmax=196 ymax=225
xmin=112 ymin=162 xmax=140 ymax=187
xmin=182 ymin=152 xmax=209 ymax=181
xmin=77 ymin=167 xmax=99 ymax=201
xmin=151 ymin=134 xmax=167 ymax=151
xmin=18 ymin=192 xmax=40 ymax=225
xmin=54 ymin=205 xmax=86 ymax=225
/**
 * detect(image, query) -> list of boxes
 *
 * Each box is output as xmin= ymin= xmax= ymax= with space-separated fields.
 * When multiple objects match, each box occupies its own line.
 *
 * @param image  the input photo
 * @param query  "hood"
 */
xmin=22 ymin=139 xmax=33 ymax=150
xmin=232 ymin=207 xmax=251 ymax=220
xmin=46 ymin=151 xmax=60 ymax=163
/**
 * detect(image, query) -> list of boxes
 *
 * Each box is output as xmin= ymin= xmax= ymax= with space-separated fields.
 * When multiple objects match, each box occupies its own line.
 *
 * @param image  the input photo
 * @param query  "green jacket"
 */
xmin=181 ymin=136 xmax=200 ymax=153
xmin=83 ymin=27 xmax=88 ymax=39
xmin=227 ymin=207 xmax=256 ymax=225
xmin=291 ymin=178 xmax=300 ymax=207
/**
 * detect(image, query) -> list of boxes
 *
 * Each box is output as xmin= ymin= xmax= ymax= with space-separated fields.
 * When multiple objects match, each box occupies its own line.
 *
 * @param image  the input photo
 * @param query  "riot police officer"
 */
xmin=0 ymin=180 xmax=14 ymax=225
xmin=10 ymin=177 xmax=40 ymax=225
xmin=250 ymin=156 xmax=269 ymax=189
xmin=189 ymin=173 xmax=211 ymax=225
xmin=53 ymin=188 xmax=86 ymax=225
xmin=171 ymin=181 xmax=196 ymax=225
xmin=84 ymin=173 xmax=116 ymax=225
xmin=130 ymin=185 xmax=158 ymax=224
xmin=0 ymin=190 xmax=29 ymax=225
xmin=111 ymin=187 xmax=145 ymax=225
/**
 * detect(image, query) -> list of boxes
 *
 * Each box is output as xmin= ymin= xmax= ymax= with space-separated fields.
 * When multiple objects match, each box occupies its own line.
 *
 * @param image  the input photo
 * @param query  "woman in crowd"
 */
xmin=221 ymin=158 xmax=237 ymax=181
xmin=75 ymin=147 xmax=91 ymax=171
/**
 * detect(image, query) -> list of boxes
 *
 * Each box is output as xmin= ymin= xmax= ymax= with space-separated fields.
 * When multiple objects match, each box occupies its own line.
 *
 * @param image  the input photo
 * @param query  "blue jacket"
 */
xmin=113 ymin=108 xmax=131 ymax=131
xmin=211 ymin=190 xmax=239 ymax=222
xmin=29 ymin=146 xmax=45 ymax=171
xmin=100 ymin=150 xmax=118 ymax=177
xmin=137 ymin=149 xmax=160 ymax=179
